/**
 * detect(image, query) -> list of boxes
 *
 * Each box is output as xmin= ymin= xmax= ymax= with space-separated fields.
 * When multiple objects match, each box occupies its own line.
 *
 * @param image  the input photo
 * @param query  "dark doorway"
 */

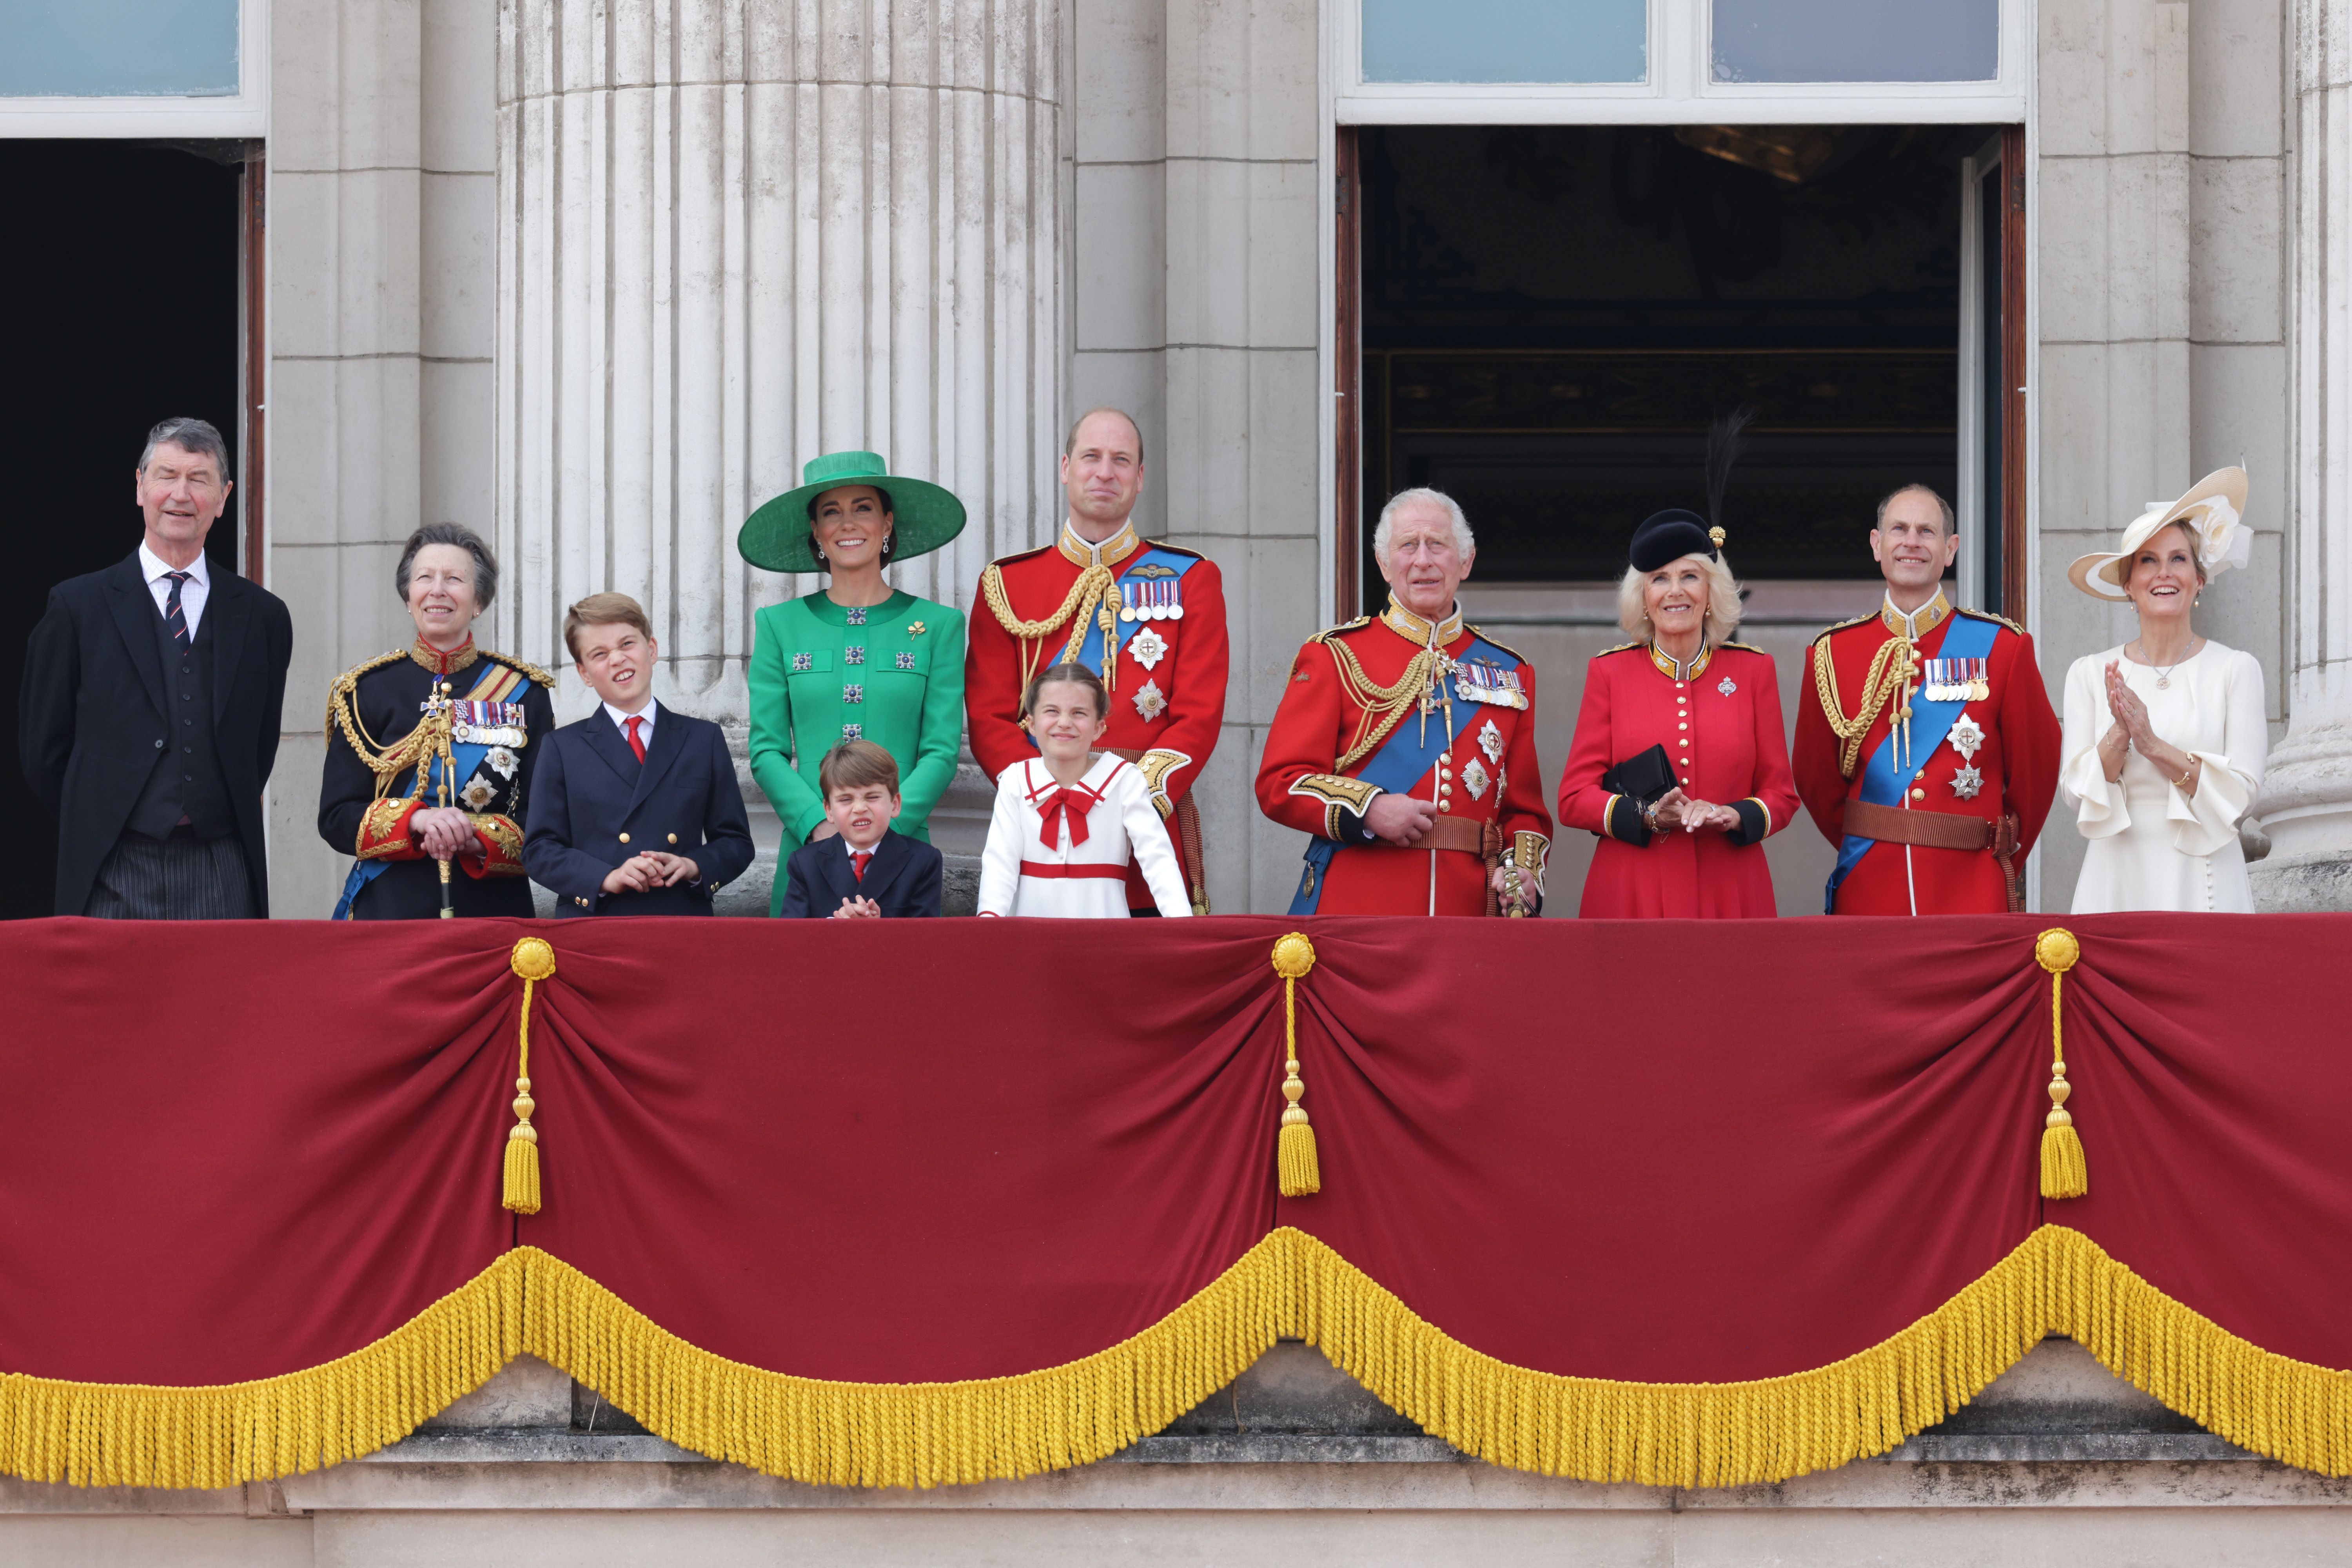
xmin=0 ymin=140 xmax=246 ymax=917
xmin=1356 ymin=123 xmax=1996 ymax=588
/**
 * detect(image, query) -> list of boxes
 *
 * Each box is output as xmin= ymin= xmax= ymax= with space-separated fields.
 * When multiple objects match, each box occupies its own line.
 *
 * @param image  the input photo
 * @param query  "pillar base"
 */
xmin=2251 ymin=717 xmax=2352 ymax=910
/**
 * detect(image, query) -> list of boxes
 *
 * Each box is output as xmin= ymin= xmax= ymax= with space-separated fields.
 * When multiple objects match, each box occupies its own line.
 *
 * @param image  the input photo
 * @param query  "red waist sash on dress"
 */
xmin=1019 ymin=861 xmax=1128 ymax=880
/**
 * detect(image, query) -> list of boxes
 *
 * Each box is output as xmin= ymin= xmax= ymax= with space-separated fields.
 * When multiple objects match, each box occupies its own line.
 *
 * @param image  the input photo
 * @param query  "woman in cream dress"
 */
xmin=2060 ymin=468 xmax=2267 ymax=913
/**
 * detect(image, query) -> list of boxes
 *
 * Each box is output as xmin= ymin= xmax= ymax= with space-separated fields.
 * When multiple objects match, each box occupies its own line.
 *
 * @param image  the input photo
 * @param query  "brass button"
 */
xmin=1438 ymin=800 xmax=1451 ymax=812
xmin=1679 ymin=722 xmax=1688 ymax=730
xmin=619 ymin=832 xmax=630 ymax=843
xmin=667 ymin=833 xmax=678 ymax=844
xmin=1911 ymin=789 xmax=1925 ymax=800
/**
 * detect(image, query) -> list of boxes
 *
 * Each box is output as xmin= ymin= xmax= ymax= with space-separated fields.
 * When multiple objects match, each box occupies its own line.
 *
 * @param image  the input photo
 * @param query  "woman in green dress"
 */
xmin=739 ymin=452 xmax=969 ymax=914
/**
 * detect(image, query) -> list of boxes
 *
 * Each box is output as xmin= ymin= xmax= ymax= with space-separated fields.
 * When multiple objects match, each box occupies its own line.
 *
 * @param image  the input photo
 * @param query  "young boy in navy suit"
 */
xmin=523 ymin=593 xmax=756 ymax=915
xmin=780 ymin=740 xmax=944 ymax=918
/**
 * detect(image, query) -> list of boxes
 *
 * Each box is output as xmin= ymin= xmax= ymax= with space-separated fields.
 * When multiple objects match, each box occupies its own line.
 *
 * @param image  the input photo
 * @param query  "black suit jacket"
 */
xmin=20 ymin=553 xmax=292 ymax=916
xmin=780 ymin=829 xmax=942 ymax=918
xmin=523 ymin=702 xmax=756 ymax=915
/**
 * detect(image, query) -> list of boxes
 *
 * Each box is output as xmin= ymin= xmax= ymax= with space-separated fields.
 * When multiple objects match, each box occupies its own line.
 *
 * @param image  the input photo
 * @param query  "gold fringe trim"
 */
xmin=0 ymin=1250 xmax=525 ymax=1490
xmin=7 ymin=1227 xmax=2350 ymax=1490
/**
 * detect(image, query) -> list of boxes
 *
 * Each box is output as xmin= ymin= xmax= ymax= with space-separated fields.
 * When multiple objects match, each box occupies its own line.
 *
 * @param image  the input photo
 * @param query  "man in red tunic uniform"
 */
xmin=1793 ymin=483 xmax=2061 ymax=915
xmin=965 ymin=408 xmax=1228 ymax=912
xmin=1256 ymin=488 xmax=1552 ymax=916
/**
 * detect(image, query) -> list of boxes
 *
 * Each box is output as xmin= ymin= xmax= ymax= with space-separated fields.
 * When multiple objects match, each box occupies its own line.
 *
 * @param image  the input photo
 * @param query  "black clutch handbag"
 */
xmin=1601 ymin=743 xmax=1675 ymax=806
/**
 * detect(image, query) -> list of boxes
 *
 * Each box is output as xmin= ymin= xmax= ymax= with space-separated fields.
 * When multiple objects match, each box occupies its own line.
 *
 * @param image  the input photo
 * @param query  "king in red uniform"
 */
xmin=1257 ymin=488 xmax=1551 ymax=916
xmin=965 ymin=408 xmax=1228 ymax=912
xmin=1792 ymin=483 xmax=2061 ymax=915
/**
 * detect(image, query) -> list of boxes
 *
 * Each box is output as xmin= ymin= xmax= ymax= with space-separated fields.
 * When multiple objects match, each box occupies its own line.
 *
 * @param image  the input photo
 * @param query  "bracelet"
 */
xmin=2174 ymin=759 xmax=2197 ymax=789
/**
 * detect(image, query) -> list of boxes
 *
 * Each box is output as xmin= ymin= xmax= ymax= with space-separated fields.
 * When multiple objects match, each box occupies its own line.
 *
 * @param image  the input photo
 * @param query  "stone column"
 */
xmin=493 ymin=0 xmax=1063 ymax=725
xmin=2252 ymin=0 xmax=2352 ymax=907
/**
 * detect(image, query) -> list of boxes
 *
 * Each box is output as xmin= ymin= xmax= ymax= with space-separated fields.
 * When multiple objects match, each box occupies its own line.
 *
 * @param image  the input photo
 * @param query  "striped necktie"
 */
xmin=162 ymin=572 xmax=193 ymax=649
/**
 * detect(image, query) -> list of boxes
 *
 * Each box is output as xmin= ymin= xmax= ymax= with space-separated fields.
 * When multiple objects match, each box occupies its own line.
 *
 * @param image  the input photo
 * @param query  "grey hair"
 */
xmin=1618 ymin=552 xmax=1744 ymax=646
xmin=395 ymin=523 xmax=500 ymax=610
xmin=1063 ymin=407 xmax=1147 ymax=466
xmin=1874 ymin=482 xmax=1956 ymax=535
xmin=1373 ymin=488 xmax=1476 ymax=564
xmin=139 ymin=417 xmax=230 ymax=478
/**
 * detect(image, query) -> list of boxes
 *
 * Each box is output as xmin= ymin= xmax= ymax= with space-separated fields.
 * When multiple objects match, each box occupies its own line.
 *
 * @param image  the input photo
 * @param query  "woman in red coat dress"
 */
xmin=1557 ymin=511 xmax=1798 ymax=918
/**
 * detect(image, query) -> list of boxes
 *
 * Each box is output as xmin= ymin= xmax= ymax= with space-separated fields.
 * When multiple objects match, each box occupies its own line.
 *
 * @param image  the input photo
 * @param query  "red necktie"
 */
xmin=624 ymin=714 xmax=647 ymax=763
xmin=1035 ymin=786 xmax=1097 ymax=849
xmin=851 ymin=850 xmax=873 ymax=882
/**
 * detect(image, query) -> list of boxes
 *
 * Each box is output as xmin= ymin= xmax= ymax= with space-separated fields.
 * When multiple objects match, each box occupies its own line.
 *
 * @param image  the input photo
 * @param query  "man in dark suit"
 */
xmin=778 ymin=739 xmax=944 ymax=918
xmin=523 ymin=594 xmax=756 ymax=915
xmin=20 ymin=417 xmax=293 ymax=918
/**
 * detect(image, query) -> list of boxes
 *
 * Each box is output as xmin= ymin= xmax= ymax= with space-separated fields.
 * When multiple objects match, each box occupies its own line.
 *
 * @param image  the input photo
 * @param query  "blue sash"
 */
xmin=1067 ymin=546 xmax=1201 ymax=675
xmin=333 ymin=670 xmax=530 ymax=920
xmin=1823 ymin=614 xmax=1999 ymax=913
xmin=1288 ymin=635 xmax=1517 ymax=916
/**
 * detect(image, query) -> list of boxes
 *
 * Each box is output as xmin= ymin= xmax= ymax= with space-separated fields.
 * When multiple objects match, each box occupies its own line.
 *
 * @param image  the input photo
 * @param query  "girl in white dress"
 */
xmin=977 ymin=662 xmax=1193 ymax=918
xmin=2060 ymin=468 xmax=2268 ymax=913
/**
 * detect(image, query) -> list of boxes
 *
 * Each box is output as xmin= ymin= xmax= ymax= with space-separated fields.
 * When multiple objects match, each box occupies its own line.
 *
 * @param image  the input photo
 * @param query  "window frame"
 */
xmin=0 ymin=0 xmax=267 ymax=138
xmin=1335 ymin=0 xmax=2025 ymax=124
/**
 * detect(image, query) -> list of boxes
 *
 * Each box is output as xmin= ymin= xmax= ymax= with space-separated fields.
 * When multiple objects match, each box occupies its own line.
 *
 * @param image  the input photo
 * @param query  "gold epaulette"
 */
xmin=1140 ymin=538 xmax=1205 ymax=561
xmin=481 ymin=649 xmax=557 ymax=688
xmin=1305 ymin=614 xmax=1376 ymax=646
xmin=1956 ymin=606 xmax=2028 ymax=635
xmin=325 ymin=650 xmax=420 ymax=777
xmin=323 ymin=649 xmax=410 ymax=738
xmin=1719 ymin=640 xmax=1766 ymax=655
xmin=1809 ymin=611 xmax=1879 ymax=649
xmin=1465 ymin=625 xmax=1528 ymax=664
xmin=1596 ymin=640 xmax=1643 ymax=656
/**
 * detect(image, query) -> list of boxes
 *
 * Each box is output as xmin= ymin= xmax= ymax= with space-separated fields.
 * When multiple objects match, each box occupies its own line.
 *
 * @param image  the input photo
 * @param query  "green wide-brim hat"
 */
xmin=736 ymin=451 xmax=967 ymax=574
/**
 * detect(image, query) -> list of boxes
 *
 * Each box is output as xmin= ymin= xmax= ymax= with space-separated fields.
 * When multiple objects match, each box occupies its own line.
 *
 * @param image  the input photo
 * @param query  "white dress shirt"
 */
xmin=138 ymin=542 xmax=211 ymax=639
xmin=604 ymin=698 xmax=658 ymax=747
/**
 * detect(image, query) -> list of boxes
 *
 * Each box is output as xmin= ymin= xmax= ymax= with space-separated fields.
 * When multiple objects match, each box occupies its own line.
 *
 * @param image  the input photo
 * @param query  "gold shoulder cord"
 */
xmin=1320 ymin=635 xmax=1440 ymax=772
xmin=325 ymin=653 xmax=442 ymax=807
xmin=980 ymin=561 xmax=1120 ymax=695
xmin=1811 ymin=634 xmax=1918 ymax=778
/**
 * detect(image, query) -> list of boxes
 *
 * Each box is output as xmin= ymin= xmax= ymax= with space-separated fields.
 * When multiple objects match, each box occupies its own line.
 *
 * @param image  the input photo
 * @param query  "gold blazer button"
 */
xmin=668 ymin=833 xmax=678 ymax=844
xmin=619 ymin=832 xmax=631 ymax=844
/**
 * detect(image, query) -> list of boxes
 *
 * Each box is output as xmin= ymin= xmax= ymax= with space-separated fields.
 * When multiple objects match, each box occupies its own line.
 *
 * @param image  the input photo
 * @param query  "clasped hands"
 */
xmin=2098 ymin=660 xmax=2197 ymax=791
xmin=600 ymin=850 xmax=701 ymax=896
xmin=410 ymin=806 xmax=483 ymax=862
xmin=1642 ymin=788 xmax=1740 ymax=836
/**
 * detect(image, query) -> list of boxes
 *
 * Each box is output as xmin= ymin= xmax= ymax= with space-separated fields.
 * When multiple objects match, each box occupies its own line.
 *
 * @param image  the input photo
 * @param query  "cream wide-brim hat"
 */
xmin=2065 ymin=467 xmax=2250 ymax=603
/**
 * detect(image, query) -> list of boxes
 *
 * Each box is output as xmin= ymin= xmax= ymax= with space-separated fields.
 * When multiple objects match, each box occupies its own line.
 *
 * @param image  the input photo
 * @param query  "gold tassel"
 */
xmin=504 ymin=937 xmax=557 ymax=1215
xmin=2034 ymin=927 xmax=2087 ymax=1199
xmin=1271 ymin=932 xmax=1320 ymax=1196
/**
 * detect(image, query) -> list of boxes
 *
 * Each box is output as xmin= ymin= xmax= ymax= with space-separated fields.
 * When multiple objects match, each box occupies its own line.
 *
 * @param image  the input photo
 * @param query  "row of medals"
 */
xmin=1923 ymin=675 xmax=1991 ymax=702
xmin=1118 ymin=581 xmax=1184 ymax=622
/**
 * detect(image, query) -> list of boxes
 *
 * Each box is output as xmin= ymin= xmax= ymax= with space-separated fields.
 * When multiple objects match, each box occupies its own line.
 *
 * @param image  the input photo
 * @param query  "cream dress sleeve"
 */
xmin=2165 ymin=647 xmax=2267 ymax=858
xmin=2058 ymin=650 xmax=2127 ymax=840
xmin=975 ymin=760 xmax=1030 ymax=917
xmin=1112 ymin=764 xmax=1194 ymax=917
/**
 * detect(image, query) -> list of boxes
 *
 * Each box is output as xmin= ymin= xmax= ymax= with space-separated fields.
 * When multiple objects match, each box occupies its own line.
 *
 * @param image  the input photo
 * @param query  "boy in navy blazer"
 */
xmin=523 ymin=594 xmax=755 ymax=915
xmin=780 ymin=740 xmax=944 ymax=918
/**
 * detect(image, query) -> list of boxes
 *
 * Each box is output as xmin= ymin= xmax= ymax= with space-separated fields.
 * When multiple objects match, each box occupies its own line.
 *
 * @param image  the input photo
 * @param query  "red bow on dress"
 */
xmin=1035 ymin=785 xmax=1102 ymax=849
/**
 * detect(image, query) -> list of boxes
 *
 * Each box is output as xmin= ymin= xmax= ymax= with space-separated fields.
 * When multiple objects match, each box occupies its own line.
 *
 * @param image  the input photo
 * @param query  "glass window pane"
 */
xmin=0 ymin=0 xmax=240 ymax=97
xmin=1363 ymin=0 xmax=1646 ymax=84
xmin=1712 ymin=0 xmax=1996 ymax=83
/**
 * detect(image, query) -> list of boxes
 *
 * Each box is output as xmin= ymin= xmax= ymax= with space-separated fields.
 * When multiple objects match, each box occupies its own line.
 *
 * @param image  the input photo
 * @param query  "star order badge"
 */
xmin=1949 ymin=713 xmax=1985 ymax=761
xmin=1129 ymin=625 xmax=1169 ymax=671
xmin=1479 ymin=718 xmax=1504 ymax=762
xmin=1462 ymin=757 xmax=1491 ymax=800
xmin=1133 ymin=679 xmax=1167 ymax=721
xmin=1717 ymin=675 xmax=1737 ymax=696
xmin=1951 ymin=763 xmax=1985 ymax=800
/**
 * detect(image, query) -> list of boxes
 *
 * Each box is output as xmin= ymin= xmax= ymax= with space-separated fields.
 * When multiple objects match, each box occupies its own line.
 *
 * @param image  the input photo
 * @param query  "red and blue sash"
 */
xmin=1288 ymin=634 xmax=1517 ymax=916
xmin=1823 ymin=613 xmax=1999 ymax=913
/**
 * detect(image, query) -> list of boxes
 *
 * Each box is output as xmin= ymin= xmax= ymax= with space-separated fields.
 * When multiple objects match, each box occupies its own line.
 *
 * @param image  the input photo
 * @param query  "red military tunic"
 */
xmin=1792 ymin=593 xmax=2062 ymax=915
xmin=1256 ymin=601 xmax=1552 ymax=916
xmin=1556 ymin=641 xmax=1799 ymax=918
xmin=966 ymin=519 xmax=1228 ymax=911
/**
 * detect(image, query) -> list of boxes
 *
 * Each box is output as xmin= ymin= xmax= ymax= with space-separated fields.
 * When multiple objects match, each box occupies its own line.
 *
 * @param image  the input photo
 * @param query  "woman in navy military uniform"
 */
xmin=318 ymin=524 xmax=556 ymax=918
